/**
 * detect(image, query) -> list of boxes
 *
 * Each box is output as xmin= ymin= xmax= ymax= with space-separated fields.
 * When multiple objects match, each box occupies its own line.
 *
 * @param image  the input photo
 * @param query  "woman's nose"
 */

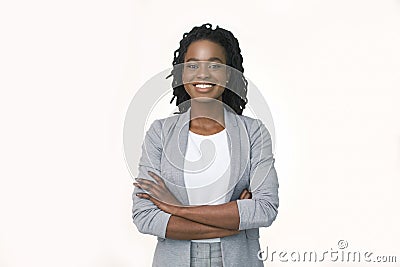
xmin=196 ymin=63 xmax=210 ymax=79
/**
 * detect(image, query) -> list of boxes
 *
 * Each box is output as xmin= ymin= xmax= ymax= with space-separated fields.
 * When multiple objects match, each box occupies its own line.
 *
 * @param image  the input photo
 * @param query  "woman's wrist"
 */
xmin=174 ymin=205 xmax=186 ymax=217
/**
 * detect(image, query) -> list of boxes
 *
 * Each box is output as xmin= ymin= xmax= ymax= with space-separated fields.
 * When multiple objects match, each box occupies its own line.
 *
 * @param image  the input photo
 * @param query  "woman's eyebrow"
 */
xmin=185 ymin=57 xmax=223 ymax=63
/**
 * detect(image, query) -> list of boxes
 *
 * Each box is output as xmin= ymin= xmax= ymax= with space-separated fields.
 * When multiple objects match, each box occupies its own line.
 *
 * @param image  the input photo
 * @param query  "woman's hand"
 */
xmin=239 ymin=188 xmax=252 ymax=200
xmin=133 ymin=171 xmax=182 ymax=206
xmin=135 ymin=191 xmax=180 ymax=215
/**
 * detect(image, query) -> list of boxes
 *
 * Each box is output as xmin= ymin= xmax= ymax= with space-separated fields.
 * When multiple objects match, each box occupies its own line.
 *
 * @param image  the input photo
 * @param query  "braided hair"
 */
xmin=166 ymin=23 xmax=248 ymax=115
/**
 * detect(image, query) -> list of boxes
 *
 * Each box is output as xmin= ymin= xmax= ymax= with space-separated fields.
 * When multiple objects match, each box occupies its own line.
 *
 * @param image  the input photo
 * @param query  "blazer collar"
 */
xmin=175 ymin=105 xmax=238 ymax=128
xmin=168 ymin=105 xmax=247 ymax=206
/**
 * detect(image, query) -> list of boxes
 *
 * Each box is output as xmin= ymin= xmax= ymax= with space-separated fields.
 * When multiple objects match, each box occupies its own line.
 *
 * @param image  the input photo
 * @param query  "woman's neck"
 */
xmin=189 ymin=99 xmax=225 ymax=135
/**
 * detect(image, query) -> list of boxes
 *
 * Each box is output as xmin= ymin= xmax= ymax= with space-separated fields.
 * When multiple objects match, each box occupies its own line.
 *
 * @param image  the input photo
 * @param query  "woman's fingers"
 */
xmin=134 ymin=178 xmax=155 ymax=189
xmin=136 ymin=193 xmax=150 ymax=200
xmin=133 ymin=179 xmax=157 ymax=196
xmin=134 ymin=177 xmax=166 ymax=200
xmin=136 ymin=193 xmax=166 ymax=210
xmin=240 ymin=189 xmax=249 ymax=199
xmin=239 ymin=189 xmax=252 ymax=200
xmin=246 ymin=191 xmax=252 ymax=199
xmin=147 ymin=171 xmax=166 ymax=187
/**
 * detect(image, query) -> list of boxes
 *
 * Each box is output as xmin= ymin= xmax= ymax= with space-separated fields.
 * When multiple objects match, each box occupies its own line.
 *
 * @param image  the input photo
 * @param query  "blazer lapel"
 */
xmin=224 ymin=106 xmax=250 ymax=202
xmin=166 ymin=105 xmax=248 ymax=206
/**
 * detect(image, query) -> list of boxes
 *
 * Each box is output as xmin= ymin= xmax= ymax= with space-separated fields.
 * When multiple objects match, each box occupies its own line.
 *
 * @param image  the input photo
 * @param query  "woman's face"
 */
xmin=182 ymin=39 xmax=229 ymax=102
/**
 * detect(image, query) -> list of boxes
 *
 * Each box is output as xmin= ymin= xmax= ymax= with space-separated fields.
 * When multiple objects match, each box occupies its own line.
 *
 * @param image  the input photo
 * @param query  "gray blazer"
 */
xmin=132 ymin=105 xmax=279 ymax=267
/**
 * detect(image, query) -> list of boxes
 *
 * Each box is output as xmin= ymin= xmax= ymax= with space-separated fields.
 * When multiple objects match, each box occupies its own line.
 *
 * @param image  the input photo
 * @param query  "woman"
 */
xmin=132 ymin=23 xmax=279 ymax=267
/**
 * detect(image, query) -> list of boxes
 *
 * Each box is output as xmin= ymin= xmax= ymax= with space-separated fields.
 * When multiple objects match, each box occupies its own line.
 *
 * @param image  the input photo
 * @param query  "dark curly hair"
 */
xmin=166 ymin=23 xmax=248 ymax=115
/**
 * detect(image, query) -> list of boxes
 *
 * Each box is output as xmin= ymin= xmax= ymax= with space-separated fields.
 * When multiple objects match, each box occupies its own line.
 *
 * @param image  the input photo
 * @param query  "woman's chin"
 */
xmin=191 ymin=96 xmax=221 ymax=103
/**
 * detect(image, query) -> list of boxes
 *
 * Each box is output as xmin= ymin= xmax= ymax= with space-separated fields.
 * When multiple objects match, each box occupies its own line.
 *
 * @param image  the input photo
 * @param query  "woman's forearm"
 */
xmin=175 ymin=200 xmax=240 ymax=230
xmin=165 ymin=214 xmax=240 ymax=240
xmin=135 ymin=172 xmax=252 ymax=232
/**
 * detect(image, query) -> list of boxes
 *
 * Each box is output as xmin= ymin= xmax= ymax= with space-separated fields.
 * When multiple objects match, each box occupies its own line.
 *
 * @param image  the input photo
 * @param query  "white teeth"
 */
xmin=195 ymin=84 xmax=213 ymax=88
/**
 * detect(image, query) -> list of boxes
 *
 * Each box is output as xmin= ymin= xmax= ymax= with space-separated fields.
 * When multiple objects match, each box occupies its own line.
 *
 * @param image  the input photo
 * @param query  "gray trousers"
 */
xmin=190 ymin=242 xmax=223 ymax=267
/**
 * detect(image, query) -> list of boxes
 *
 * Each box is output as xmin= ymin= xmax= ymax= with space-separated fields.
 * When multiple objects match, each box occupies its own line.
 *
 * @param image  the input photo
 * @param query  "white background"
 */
xmin=0 ymin=0 xmax=399 ymax=266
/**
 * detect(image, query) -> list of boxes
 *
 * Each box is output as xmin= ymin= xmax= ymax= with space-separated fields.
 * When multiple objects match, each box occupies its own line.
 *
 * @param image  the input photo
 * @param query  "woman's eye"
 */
xmin=209 ymin=63 xmax=222 ymax=69
xmin=186 ymin=63 xmax=198 ymax=69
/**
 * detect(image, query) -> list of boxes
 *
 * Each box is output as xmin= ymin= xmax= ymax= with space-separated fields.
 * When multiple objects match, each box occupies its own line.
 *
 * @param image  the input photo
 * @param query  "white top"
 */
xmin=184 ymin=129 xmax=231 ymax=243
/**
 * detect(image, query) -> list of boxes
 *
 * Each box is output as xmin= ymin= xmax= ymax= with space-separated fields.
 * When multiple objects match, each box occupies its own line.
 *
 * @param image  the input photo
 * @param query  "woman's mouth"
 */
xmin=192 ymin=82 xmax=216 ymax=93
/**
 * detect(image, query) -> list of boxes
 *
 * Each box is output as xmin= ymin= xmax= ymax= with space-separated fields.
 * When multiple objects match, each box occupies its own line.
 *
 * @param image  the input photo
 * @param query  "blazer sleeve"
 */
xmin=236 ymin=119 xmax=279 ymax=230
xmin=131 ymin=119 xmax=172 ymax=238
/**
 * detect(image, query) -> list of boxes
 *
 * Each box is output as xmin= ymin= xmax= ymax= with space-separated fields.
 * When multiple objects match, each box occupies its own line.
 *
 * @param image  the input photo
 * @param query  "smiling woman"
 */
xmin=132 ymin=23 xmax=279 ymax=267
xmin=182 ymin=40 xmax=229 ymax=102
